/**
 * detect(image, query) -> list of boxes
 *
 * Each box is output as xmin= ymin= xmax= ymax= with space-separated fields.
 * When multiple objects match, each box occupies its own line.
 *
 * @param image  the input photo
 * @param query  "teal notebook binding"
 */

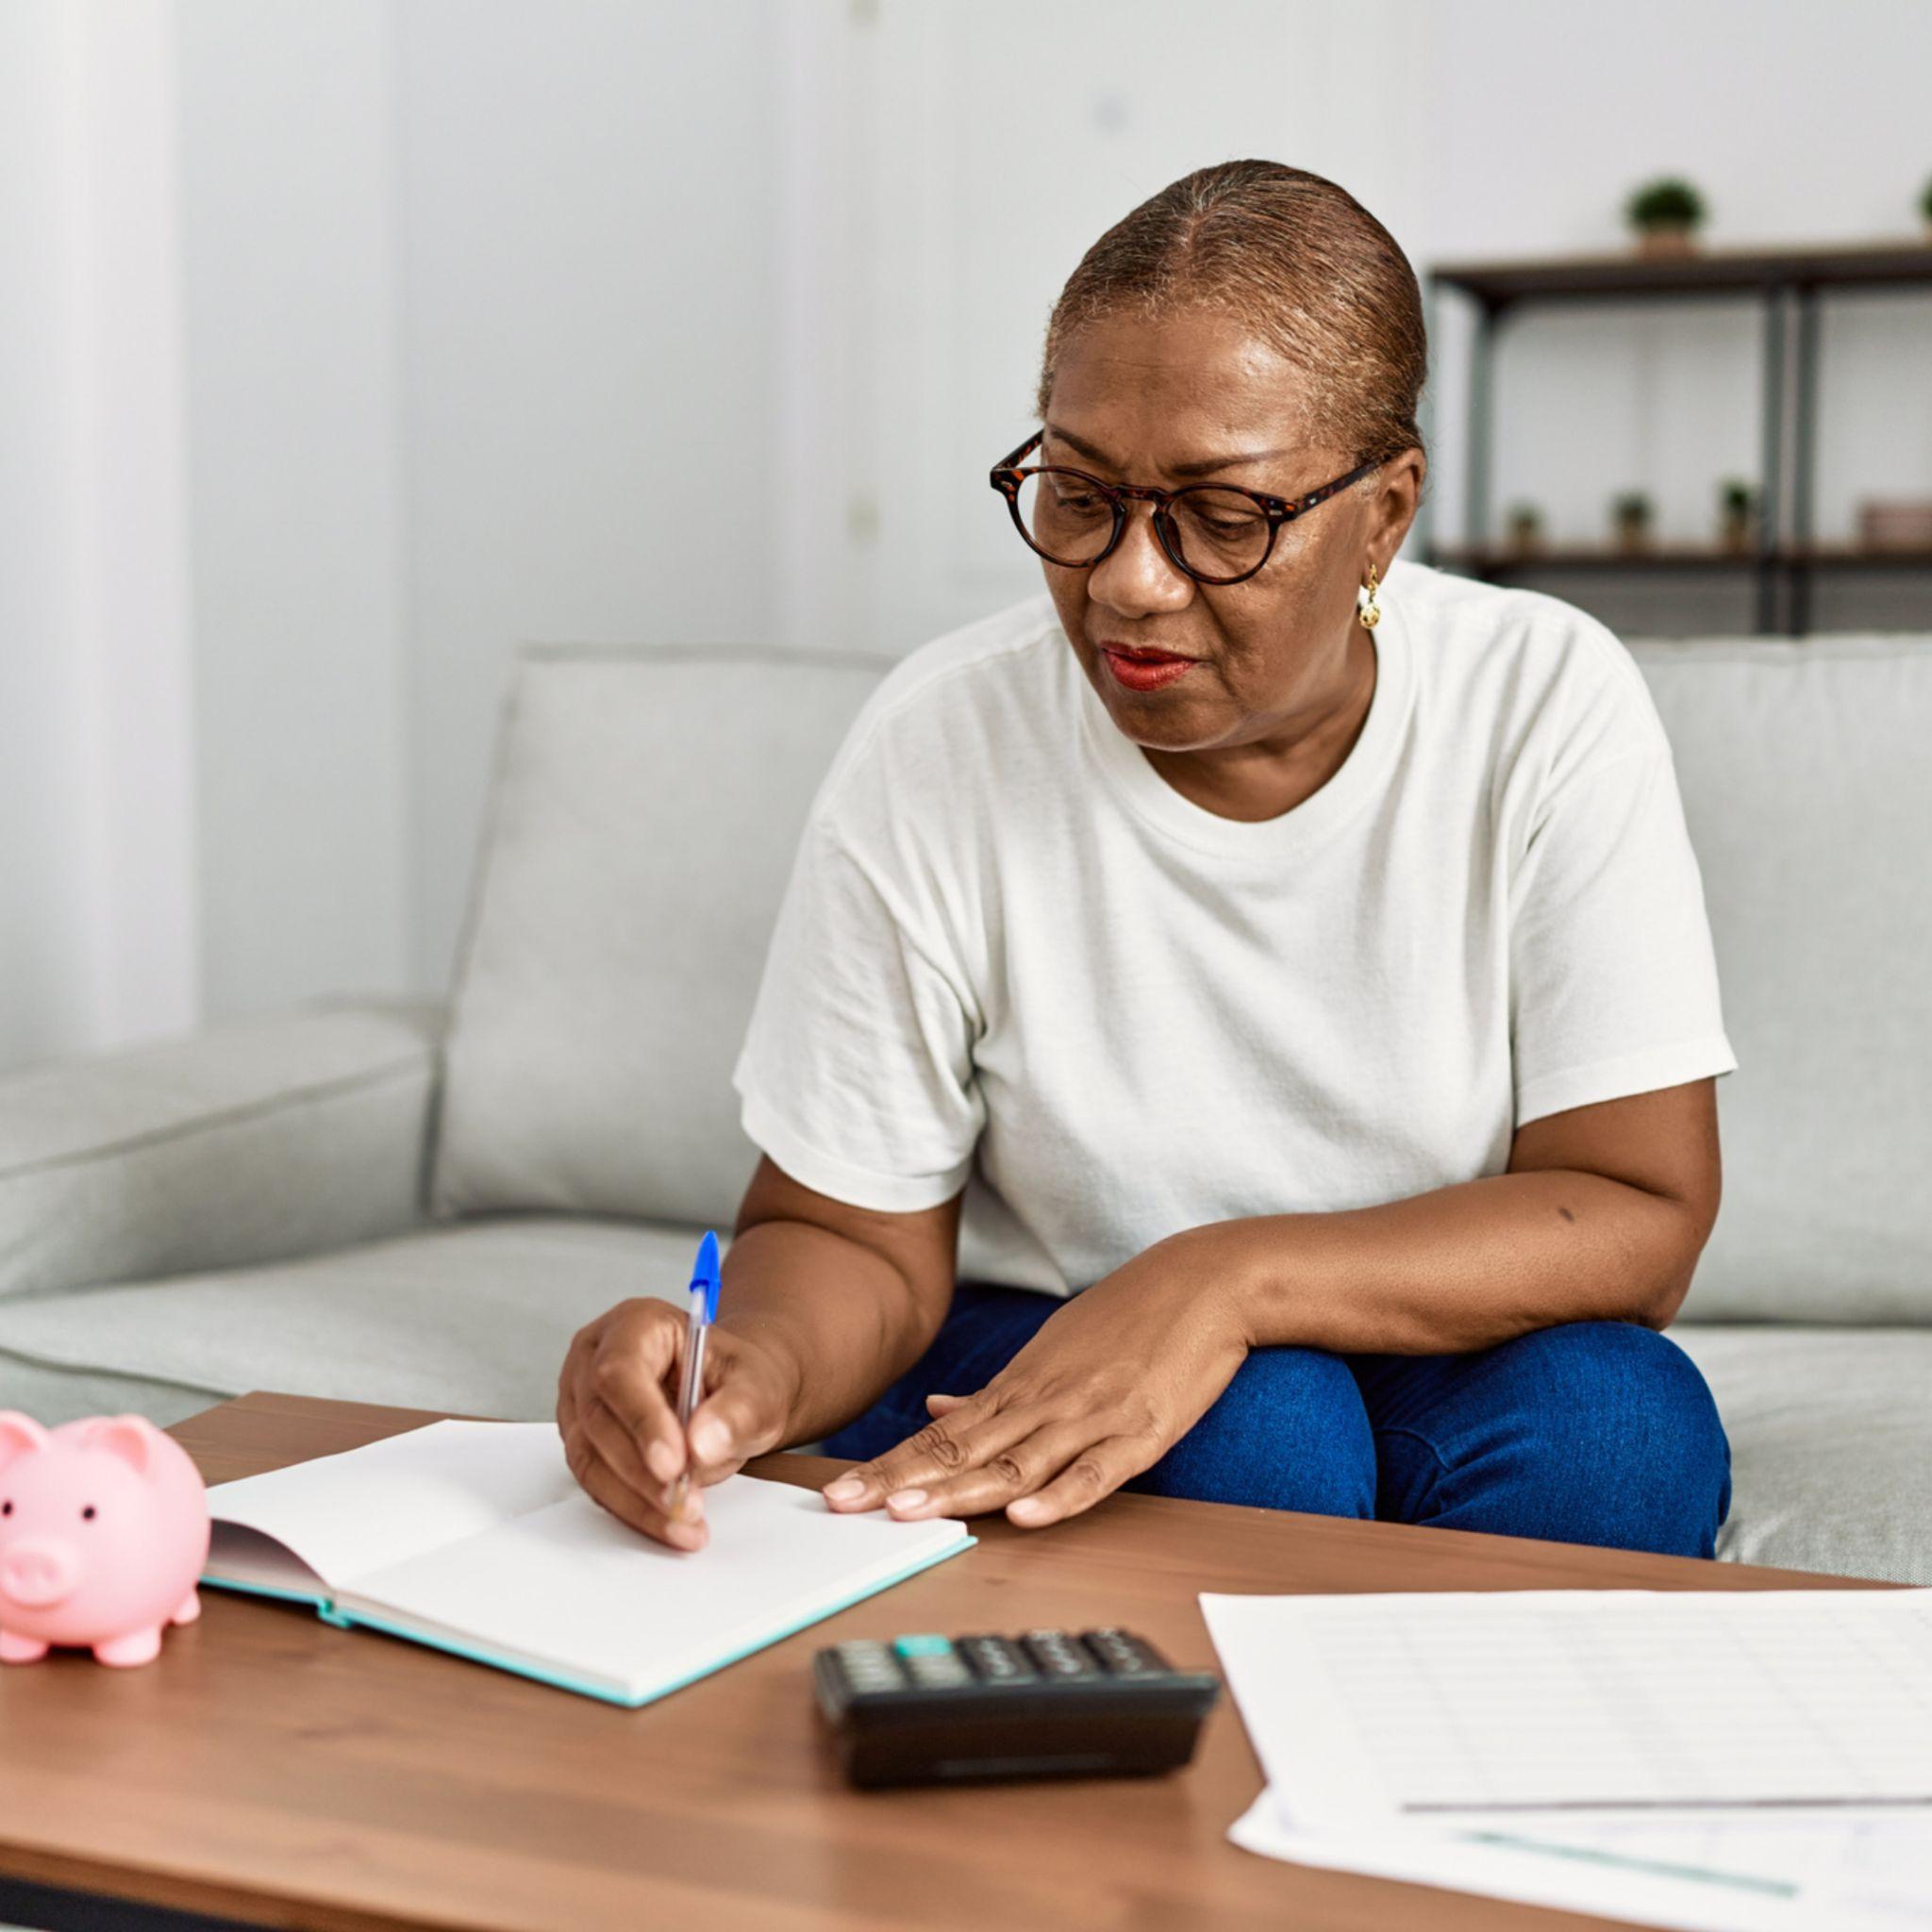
xmin=202 ymin=1574 xmax=334 ymax=1611
xmin=203 ymin=1536 xmax=974 ymax=1708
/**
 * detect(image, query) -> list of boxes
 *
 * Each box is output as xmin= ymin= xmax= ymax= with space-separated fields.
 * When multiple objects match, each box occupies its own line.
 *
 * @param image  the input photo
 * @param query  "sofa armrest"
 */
xmin=0 ymin=994 xmax=446 ymax=1302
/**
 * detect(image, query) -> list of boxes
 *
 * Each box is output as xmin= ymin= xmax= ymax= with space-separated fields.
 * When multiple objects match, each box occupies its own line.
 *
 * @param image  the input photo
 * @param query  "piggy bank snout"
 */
xmin=0 ymin=1537 xmax=80 ymax=1607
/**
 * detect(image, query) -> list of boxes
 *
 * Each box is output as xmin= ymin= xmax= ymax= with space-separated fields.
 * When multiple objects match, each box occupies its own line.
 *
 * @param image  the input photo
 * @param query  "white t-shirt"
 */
xmin=730 ymin=556 xmax=1738 ymax=1299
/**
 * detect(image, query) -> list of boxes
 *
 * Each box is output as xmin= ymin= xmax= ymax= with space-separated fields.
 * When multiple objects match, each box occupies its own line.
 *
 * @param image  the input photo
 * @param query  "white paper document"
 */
xmin=1228 ymin=1788 xmax=1932 ymax=1930
xmin=1202 ymin=1588 xmax=1932 ymax=1929
xmin=1201 ymin=1588 xmax=1932 ymax=1823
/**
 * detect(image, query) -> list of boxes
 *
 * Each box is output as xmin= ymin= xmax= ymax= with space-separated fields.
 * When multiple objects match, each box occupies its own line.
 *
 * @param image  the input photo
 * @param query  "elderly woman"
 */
xmin=558 ymin=159 xmax=1737 ymax=1560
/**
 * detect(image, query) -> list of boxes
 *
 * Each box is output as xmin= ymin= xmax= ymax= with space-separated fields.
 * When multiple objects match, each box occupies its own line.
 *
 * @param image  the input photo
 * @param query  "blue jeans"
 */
xmin=823 ymin=1282 xmax=1733 ymax=1559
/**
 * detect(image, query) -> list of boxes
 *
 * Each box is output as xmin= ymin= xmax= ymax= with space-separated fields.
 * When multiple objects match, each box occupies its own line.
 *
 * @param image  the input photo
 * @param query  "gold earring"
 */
xmin=1357 ymin=564 xmax=1381 ymax=630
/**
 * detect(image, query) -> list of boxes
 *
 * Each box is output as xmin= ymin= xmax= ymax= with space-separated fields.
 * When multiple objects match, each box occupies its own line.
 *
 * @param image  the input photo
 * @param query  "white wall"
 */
xmin=3 ymin=0 xmax=784 ymax=1070
xmin=175 ymin=0 xmax=783 ymax=1014
xmin=0 ymin=0 xmax=199 ymax=1070
xmin=175 ymin=0 xmax=415 ymax=1021
xmin=391 ymin=0 xmax=780 ymax=991
xmin=5 ymin=0 xmax=1928 ymax=1070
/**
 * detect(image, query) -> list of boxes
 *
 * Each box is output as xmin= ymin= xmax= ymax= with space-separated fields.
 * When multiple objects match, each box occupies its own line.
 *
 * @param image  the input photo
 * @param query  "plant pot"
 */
xmin=1718 ymin=511 xmax=1754 ymax=554
xmin=1858 ymin=500 xmax=1932 ymax=550
xmin=1613 ymin=517 xmax=1652 ymax=553
xmin=1634 ymin=224 xmax=1698 ymax=258
xmin=1506 ymin=515 xmax=1542 ymax=557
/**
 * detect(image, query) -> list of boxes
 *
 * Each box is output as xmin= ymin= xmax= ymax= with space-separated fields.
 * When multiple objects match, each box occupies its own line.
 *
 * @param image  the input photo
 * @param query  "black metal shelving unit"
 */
xmin=1421 ymin=238 xmax=1932 ymax=636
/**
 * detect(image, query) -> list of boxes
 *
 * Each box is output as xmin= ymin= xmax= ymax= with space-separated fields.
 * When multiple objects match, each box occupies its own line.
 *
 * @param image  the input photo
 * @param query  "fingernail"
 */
xmin=646 ymin=1439 xmax=679 ymax=1481
xmin=823 ymin=1476 xmax=866 ymax=1503
xmin=690 ymin=1417 xmax=727 ymax=1461
xmin=667 ymin=1519 xmax=705 ymax=1550
xmin=1008 ymin=1496 xmax=1046 ymax=1519
xmin=886 ymin=1488 xmax=928 ymax=1512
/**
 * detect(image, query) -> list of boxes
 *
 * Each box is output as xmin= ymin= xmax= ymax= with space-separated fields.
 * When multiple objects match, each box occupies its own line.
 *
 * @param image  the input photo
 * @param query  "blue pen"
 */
xmin=666 ymin=1229 xmax=722 ymax=1524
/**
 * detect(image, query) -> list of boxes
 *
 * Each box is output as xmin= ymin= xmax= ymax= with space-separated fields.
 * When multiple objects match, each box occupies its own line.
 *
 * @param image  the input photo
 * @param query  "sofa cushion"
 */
xmin=0 ymin=995 xmax=443 ymax=1304
xmin=1668 ymin=1323 xmax=1932 ymax=1584
xmin=1631 ymin=635 xmax=1932 ymax=1323
xmin=0 ymin=1358 xmax=224 ymax=1432
xmin=0 ymin=1214 xmax=711 ymax=1429
xmin=428 ymin=645 xmax=891 ymax=1230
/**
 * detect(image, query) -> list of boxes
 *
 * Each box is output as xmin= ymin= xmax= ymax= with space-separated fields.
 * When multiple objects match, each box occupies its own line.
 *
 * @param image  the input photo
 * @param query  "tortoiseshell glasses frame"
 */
xmin=990 ymin=428 xmax=1381 ymax=587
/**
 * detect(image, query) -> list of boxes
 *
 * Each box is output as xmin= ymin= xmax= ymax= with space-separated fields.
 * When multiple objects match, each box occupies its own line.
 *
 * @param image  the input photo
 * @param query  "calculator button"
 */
xmin=834 ymin=1641 xmax=908 ymax=1693
xmin=1023 ymin=1629 xmax=1100 ymax=1678
xmin=1085 ymin=1628 xmax=1167 ymax=1676
xmin=958 ymin=1635 xmax=1037 ymax=1682
xmin=905 ymin=1653 xmax=973 ymax=1689
xmin=892 ymin=1634 xmax=958 ymax=1660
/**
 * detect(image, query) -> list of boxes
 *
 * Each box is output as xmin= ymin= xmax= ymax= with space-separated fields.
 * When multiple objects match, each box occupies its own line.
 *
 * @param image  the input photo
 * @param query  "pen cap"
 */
xmin=690 ymin=1230 xmax=722 ymax=1323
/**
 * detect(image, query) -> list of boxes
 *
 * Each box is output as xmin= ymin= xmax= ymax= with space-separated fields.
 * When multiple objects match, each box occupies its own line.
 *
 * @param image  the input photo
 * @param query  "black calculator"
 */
xmin=811 ymin=1628 xmax=1221 ymax=1788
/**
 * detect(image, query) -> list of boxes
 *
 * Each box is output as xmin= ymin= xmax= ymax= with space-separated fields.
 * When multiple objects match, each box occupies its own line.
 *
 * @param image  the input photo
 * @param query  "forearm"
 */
xmin=713 ymin=1219 xmax=942 ymax=1443
xmin=1179 ymin=1170 xmax=1703 ymax=1357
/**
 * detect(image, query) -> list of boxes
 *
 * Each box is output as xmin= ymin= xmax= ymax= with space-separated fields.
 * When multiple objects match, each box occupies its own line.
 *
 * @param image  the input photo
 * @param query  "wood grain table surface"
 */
xmin=0 ymin=1390 xmax=1894 ymax=1932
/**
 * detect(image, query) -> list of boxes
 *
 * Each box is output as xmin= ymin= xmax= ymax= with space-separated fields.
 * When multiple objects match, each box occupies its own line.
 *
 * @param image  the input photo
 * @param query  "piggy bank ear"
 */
xmin=79 ymin=1414 xmax=157 ymax=1474
xmin=0 ymin=1411 xmax=52 ymax=1472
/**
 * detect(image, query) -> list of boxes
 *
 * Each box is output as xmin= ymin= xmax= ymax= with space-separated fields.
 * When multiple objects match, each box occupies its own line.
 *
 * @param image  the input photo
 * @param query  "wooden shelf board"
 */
xmin=1429 ymin=543 xmax=1932 ymax=572
xmin=1427 ymin=236 xmax=1932 ymax=305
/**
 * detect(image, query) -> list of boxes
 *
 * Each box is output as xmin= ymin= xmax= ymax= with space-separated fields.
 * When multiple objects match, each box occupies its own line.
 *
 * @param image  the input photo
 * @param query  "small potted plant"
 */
xmin=1505 ymin=501 xmax=1544 ymax=556
xmin=1921 ymin=173 xmax=1932 ymax=242
xmin=1717 ymin=478 xmax=1758 ymax=553
xmin=1625 ymin=177 xmax=1706 ymax=258
xmin=1611 ymin=490 xmax=1654 ymax=552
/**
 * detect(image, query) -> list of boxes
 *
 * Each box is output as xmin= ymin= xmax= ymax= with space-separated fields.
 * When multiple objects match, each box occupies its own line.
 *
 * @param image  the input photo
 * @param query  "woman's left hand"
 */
xmin=818 ymin=1231 xmax=1252 ymax=1528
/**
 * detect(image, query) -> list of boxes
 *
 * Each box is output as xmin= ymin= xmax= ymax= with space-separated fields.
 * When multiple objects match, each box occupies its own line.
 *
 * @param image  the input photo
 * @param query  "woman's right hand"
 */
xmin=555 ymin=1296 xmax=801 ymax=1552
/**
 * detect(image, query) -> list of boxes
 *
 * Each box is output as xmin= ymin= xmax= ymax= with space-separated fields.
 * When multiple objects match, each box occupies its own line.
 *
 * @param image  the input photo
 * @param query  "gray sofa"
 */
xmin=4 ymin=623 xmax=1928 ymax=1583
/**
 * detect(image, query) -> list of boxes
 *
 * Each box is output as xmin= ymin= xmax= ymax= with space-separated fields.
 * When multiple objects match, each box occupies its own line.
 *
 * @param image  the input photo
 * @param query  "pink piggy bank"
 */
xmin=0 ymin=1411 xmax=210 ymax=1667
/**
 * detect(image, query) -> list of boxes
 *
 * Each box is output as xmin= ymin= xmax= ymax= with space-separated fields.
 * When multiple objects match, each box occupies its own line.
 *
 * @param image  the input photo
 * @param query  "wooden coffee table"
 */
xmin=0 ymin=1391 xmax=1893 ymax=1932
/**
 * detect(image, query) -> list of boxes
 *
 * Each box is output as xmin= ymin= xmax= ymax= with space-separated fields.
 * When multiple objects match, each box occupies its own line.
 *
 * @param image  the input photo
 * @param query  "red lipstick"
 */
xmin=1100 ymin=645 xmax=1198 ymax=692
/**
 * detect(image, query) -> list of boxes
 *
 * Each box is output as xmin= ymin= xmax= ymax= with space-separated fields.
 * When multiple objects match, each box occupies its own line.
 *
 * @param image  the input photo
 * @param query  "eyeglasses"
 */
xmin=990 ymin=429 xmax=1379 ymax=587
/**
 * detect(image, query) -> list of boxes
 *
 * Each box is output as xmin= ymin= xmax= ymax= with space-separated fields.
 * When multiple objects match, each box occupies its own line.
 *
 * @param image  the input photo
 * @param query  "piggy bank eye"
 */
xmin=1 ymin=1499 xmax=9 ymax=1515
xmin=81 ymin=1505 xmax=96 ymax=1520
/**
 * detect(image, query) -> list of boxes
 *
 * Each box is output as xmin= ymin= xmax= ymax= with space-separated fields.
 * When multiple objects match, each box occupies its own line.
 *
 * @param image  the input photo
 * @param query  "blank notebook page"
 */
xmin=205 ymin=1420 xmax=580 ymax=1585
xmin=339 ymin=1470 xmax=968 ymax=1700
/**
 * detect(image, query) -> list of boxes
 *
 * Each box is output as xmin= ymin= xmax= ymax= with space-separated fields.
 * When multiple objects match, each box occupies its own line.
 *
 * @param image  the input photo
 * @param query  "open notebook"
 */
xmin=199 ymin=1419 xmax=974 ymax=1707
